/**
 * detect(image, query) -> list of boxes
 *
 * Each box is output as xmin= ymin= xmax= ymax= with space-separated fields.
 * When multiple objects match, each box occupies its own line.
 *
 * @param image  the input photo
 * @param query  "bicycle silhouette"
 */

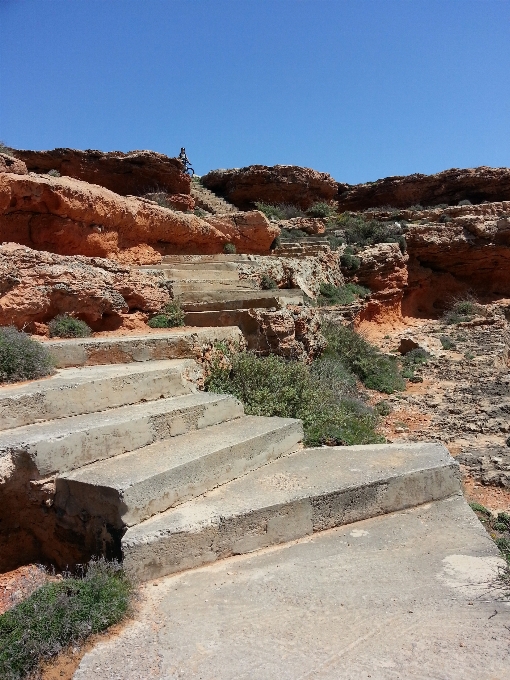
xmin=178 ymin=148 xmax=194 ymax=177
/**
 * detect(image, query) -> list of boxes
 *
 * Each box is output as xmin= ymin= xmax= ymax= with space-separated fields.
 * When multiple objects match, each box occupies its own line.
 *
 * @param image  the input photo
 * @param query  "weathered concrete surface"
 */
xmin=73 ymin=496 xmax=510 ymax=680
xmin=0 ymin=392 xmax=243 ymax=475
xmin=122 ymin=443 xmax=461 ymax=581
xmin=43 ymin=326 xmax=243 ymax=368
xmin=0 ymin=359 xmax=198 ymax=430
xmin=56 ymin=416 xmax=303 ymax=527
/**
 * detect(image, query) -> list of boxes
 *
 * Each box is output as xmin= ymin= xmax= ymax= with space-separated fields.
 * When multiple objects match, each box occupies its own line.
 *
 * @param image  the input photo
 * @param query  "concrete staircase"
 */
xmin=138 ymin=256 xmax=304 ymax=349
xmin=191 ymin=178 xmax=238 ymax=214
xmin=274 ymin=236 xmax=331 ymax=257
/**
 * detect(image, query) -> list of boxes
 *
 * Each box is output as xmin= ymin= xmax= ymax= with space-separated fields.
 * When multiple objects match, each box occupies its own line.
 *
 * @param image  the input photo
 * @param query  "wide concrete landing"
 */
xmin=73 ymin=496 xmax=510 ymax=680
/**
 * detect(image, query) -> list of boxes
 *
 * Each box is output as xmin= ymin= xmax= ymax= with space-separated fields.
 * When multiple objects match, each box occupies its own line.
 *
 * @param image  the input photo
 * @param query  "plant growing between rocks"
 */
xmin=442 ymin=295 xmax=485 ymax=325
xmin=0 ymin=559 xmax=132 ymax=680
xmin=223 ymin=242 xmax=236 ymax=254
xmin=47 ymin=169 xmax=61 ymax=177
xmin=254 ymin=202 xmax=305 ymax=220
xmin=148 ymin=300 xmax=186 ymax=328
xmin=306 ymin=202 xmax=335 ymax=218
xmin=0 ymin=326 xmax=54 ymax=384
xmin=317 ymin=283 xmax=370 ymax=307
xmin=48 ymin=314 xmax=92 ymax=339
xmin=469 ymin=503 xmax=510 ymax=593
xmin=260 ymin=274 xmax=278 ymax=290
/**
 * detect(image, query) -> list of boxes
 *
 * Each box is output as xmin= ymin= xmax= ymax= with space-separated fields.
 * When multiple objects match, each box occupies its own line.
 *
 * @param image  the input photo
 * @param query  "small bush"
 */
xmin=306 ymin=202 xmax=335 ymax=218
xmin=458 ymin=199 xmax=472 ymax=206
xmin=438 ymin=214 xmax=452 ymax=223
xmin=439 ymin=335 xmax=456 ymax=350
xmin=321 ymin=323 xmax=405 ymax=394
xmin=280 ymin=228 xmax=307 ymax=240
xmin=0 ymin=141 xmax=15 ymax=157
xmin=374 ymin=400 xmax=392 ymax=416
xmin=442 ymin=295 xmax=484 ymax=325
xmin=48 ymin=315 xmax=92 ymax=339
xmin=340 ymin=251 xmax=361 ymax=271
xmin=254 ymin=202 xmax=305 ymax=220
xmin=194 ymin=207 xmax=208 ymax=217
xmin=260 ymin=274 xmax=278 ymax=290
xmin=469 ymin=501 xmax=491 ymax=516
xmin=205 ymin=350 xmax=383 ymax=447
xmin=317 ymin=283 xmax=370 ymax=306
xmin=0 ymin=326 xmax=54 ymax=384
xmin=0 ymin=559 xmax=131 ymax=680
xmin=47 ymin=169 xmax=61 ymax=177
xmin=144 ymin=191 xmax=172 ymax=209
xmin=223 ymin=242 xmax=236 ymax=254
xmin=148 ymin=300 xmax=185 ymax=328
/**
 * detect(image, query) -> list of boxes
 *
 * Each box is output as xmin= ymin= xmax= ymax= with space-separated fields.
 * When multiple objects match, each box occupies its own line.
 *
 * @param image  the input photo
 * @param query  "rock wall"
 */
xmin=0 ymin=173 xmax=279 ymax=263
xmin=0 ymin=243 xmax=170 ymax=332
xmin=337 ymin=166 xmax=510 ymax=211
xmin=14 ymin=148 xmax=190 ymax=197
xmin=202 ymin=165 xmax=338 ymax=210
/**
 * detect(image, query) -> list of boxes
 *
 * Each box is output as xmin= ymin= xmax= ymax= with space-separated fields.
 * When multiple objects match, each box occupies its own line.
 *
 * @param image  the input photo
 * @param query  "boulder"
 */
xmin=0 ymin=173 xmax=279 ymax=263
xmin=337 ymin=166 xmax=510 ymax=211
xmin=14 ymin=148 xmax=190 ymax=196
xmin=0 ymin=153 xmax=27 ymax=176
xmin=278 ymin=217 xmax=326 ymax=235
xmin=202 ymin=165 xmax=338 ymax=210
xmin=0 ymin=243 xmax=170 ymax=331
xmin=249 ymin=306 xmax=325 ymax=361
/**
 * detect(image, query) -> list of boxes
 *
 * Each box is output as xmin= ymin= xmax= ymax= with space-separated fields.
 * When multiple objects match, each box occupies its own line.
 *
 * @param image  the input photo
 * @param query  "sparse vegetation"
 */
xmin=470 ymin=503 xmax=510 ymax=591
xmin=442 ymin=295 xmax=485 ymax=325
xmin=340 ymin=248 xmax=361 ymax=271
xmin=204 ymin=345 xmax=384 ymax=447
xmin=306 ymin=202 xmax=335 ymax=218
xmin=458 ymin=199 xmax=472 ymax=206
xmin=439 ymin=335 xmax=456 ymax=350
xmin=47 ymin=169 xmax=61 ymax=177
xmin=321 ymin=323 xmax=405 ymax=394
xmin=148 ymin=300 xmax=186 ymax=328
xmin=0 ymin=559 xmax=132 ymax=680
xmin=260 ymin=274 xmax=278 ymax=290
xmin=0 ymin=141 xmax=15 ymax=157
xmin=254 ymin=202 xmax=305 ymax=220
xmin=317 ymin=282 xmax=370 ymax=306
xmin=48 ymin=314 xmax=92 ymax=339
xmin=438 ymin=213 xmax=452 ymax=223
xmin=223 ymin=242 xmax=236 ymax=254
xmin=280 ymin=228 xmax=308 ymax=240
xmin=194 ymin=207 xmax=208 ymax=217
xmin=144 ymin=191 xmax=172 ymax=209
xmin=0 ymin=326 xmax=54 ymax=384
xmin=401 ymin=348 xmax=430 ymax=382
xmin=332 ymin=213 xmax=406 ymax=252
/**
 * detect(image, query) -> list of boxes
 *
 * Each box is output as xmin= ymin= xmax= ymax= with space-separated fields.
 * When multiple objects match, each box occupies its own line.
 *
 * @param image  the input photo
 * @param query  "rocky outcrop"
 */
xmin=249 ymin=306 xmax=325 ymax=361
xmin=202 ymin=165 xmax=338 ymax=210
xmin=0 ymin=173 xmax=279 ymax=263
xmin=337 ymin=167 xmax=510 ymax=211
xmin=236 ymin=251 xmax=343 ymax=298
xmin=0 ymin=153 xmax=27 ymax=176
xmin=278 ymin=217 xmax=326 ymax=235
xmin=0 ymin=243 xmax=170 ymax=332
xmin=14 ymin=148 xmax=190 ymax=196
xmin=144 ymin=192 xmax=195 ymax=212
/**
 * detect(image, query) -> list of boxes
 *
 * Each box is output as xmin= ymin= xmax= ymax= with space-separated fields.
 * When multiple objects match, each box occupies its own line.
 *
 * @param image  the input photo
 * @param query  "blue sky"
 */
xmin=1 ymin=0 xmax=509 ymax=183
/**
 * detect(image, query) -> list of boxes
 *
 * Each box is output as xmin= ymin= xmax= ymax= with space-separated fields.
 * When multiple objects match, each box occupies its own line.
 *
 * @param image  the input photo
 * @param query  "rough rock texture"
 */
xmin=202 ymin=165 xmax=338 ymax=210
xmin=337 ymin=166 xmax=510 ymax=211
xmin=236 ymin=251 xmax=343 ymax=298
xmin=0 ymin=152 xmax=27 ymax=176
xmin=144 ymin=193 xmax=195 ymax=212
xmin=278 ymin=217 xmax=326 ymax=235
xmin=0 ymin=173 xmax=279 ymax=263
xmin=14 ymin=148 xmax=190 ymax=196
xmin=249 ymin=306 xmax=325 ymax=361
xmin=0 ymin=243 xmax=170 ymax=331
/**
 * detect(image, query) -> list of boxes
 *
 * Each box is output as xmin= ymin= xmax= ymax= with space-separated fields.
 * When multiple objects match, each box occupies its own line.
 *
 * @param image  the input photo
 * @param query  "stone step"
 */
xmin=42 ymin=327 xmax=243 ymax=368
xmin=181 ymin=290 xmax=304 ymax=312
xmin=0 ymin=392 xmax=243 ymax=476
xmin=140 ymin=262 xmax=240 ymax=272
xmin=140 ymin=268 xmax=240 ymax=282
xmin=56 ymin=415 xmax=303 ymax=529
xmin=161 ymin=255 xmax=250 ymax=263
xmin=170 ymin=280 xmax=260 ymax=294
xmin=122 ymin=442 xmax=461 ymax=582
xmin=0 ymin=359 xmax=197 ymax=431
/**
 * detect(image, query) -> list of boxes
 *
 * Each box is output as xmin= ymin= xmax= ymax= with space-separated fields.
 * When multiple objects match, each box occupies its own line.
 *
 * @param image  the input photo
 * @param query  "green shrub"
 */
xmin=336 ymin=213 xmax=404 ymax=248
xmin=254 ymin=202 xmax=305 ymax=220
xmin=438 ymin=214 xmax=452 ymax=223
xmin=194 ymin=207 xmax=208 ymax=217
xmin=403 ymin=348 xmax=430 ymax=366
xmin=205 ymin=350 xmax=383 ymax=447
xmin=0 ymin=327 xmax=54 ymax=384
xmin=317 ymin=283 xmax=370 ymax=306
xmin=280 ymin=228 xmax=308 ymax=241
xmin=48 ymin=315 xmax=92 ymax=339
xmin=340 ymin=251 xmax=361 ymax=271
xmin=439 ymin=335 xmax=456 ymax=350
xmin=223 ymin=242 xmax=236 ymax=254
xmin=0 ymin=141 xmax=15 ymax=157
xmin=374 ymin=400 xmax=392 ymax=416
xmin=321 ymin=323 xmax=405 ymax=394
xmin=306 ymin=202 xmax=335 ymax=218
xmin=148 ymin=300 xmax=186 ymax=328
xmin=47 ymin=169 xmax=61 ymax=177
xmin=469 ymin=501 xmax=491 ymax=516
xmin=458 ymin=199 xmax=472 ymax=206
xmin=0 ymin=559 xmax=131 ymax=680
xmin=260 ymin=274 xmax=278 ymax=290
xmin=442 ymin=296 xmax=484 ymax=325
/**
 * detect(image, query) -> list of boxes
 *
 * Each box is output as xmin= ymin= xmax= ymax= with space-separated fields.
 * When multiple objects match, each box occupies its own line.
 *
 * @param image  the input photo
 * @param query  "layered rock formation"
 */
xmin=0 ymin=173 xmax=279 ymax=263
xmin=0 ymin=243 xmax=170 ymax=332
xmin=14 ymin=148 xmax=190 ymax=196
xmin=0 ymin=153 xmax=27 ymax=176
xmin=202 ymin=165 xmax=338 ymax=210
xmin=337 ymin=166 xmax=510 ymax=211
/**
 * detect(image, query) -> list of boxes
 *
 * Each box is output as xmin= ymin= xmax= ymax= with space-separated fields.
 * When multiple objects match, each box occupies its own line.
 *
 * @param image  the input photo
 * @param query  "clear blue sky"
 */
xmin=1 ymin=0 xmax=509 ymax=183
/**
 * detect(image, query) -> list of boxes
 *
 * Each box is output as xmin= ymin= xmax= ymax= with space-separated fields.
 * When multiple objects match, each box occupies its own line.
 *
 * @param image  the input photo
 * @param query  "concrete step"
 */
xmin=161 ymin=255 xmax=250 ymax=263
xmin=42 ymin=327 xmax=243 ymax=368
xmin=0 ymin=359 xmax=197 ymax=431
xmin=0 ymin=392 xmax=243 ymax=476
xmin=181 ymin=290 xmax=304 ymax=312
xmin=170 ymin=280 xmax=259 ymax=294
xmin=140 ymin=263 xmax=240 ymax=272
xmin=122 ymin=442 xmax=461 ymax=582
xmin=56 ymin=415 xmax=303 ymax=528
xmin=140 ymin=268 xmax=240 ymax=282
